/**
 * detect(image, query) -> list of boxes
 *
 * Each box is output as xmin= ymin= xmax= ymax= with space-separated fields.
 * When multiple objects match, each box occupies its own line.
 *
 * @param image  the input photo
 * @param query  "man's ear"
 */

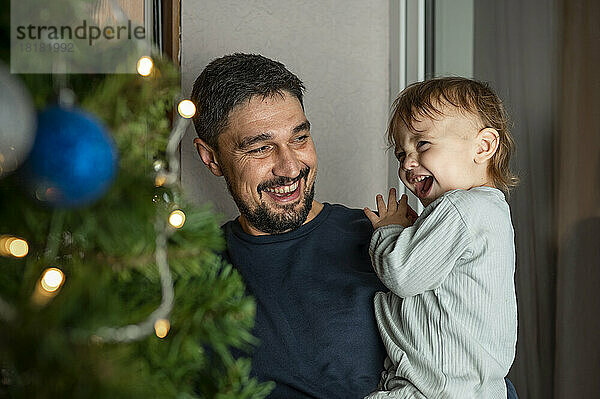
xmin=474 ymin=128 xmax=500 ymax=164
xmin=194 ymin=137 xmax=223 ymax=176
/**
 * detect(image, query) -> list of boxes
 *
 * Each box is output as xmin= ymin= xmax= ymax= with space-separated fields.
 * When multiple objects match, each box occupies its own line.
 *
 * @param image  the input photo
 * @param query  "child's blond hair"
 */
xmin=388 ymin=77 xmax=519 ymax=193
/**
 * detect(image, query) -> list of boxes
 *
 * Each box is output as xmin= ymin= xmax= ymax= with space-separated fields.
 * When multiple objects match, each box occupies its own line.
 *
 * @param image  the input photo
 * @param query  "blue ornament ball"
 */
xmin=23 ymin=106 xmax=118 ymax=208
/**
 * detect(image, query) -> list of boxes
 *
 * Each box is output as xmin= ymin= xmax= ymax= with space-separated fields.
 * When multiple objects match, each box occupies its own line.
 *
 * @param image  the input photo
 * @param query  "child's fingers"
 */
xmin=407 ymin=203 xmax=419 ymax=222
xmin=397 ymin=193 xmax=408 ymax=211
xmin=387 ymin=188 xmax=397 ymax=212
xmin=376 ymin=194 xmax=387 ymax=215
xmin=363 ymin=207 xmax=379 ymax=226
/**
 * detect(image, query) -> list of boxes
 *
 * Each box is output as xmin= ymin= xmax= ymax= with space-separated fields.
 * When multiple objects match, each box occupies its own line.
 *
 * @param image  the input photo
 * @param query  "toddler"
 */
xmin=364 ymin=77 xmax=518 ymax=398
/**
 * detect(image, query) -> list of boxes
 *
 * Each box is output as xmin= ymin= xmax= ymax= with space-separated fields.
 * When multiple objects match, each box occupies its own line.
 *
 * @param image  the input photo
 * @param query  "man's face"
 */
xmin=215 ymin=92 xmax=318 ymax=235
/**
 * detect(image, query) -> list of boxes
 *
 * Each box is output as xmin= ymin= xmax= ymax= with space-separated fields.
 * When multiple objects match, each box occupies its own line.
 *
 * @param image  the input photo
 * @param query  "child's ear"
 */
xmin=193 ymin=137 xmax=223 ymax=176
xmin=474 ymin=128 xmax=500 ymax=164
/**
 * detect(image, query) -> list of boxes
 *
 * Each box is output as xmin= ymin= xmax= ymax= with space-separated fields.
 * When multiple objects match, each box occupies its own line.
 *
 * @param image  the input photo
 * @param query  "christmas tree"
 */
xmin=0 ymin=3 xmax=273 ymax=398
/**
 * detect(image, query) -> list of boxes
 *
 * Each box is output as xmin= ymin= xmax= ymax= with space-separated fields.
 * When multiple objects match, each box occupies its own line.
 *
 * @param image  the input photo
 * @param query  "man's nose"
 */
xmin=272 ymin=146 xmax=301 ymax=177
xmin=402 ymin=152 xmax=419 ymax=171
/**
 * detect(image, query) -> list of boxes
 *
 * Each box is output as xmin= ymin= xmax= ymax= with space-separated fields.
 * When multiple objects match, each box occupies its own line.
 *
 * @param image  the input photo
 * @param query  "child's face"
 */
xmin=394 ymin=107 xmax=488 ymax=207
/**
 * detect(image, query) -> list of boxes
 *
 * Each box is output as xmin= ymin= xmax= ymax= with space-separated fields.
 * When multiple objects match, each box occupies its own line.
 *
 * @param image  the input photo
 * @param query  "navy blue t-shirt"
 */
xmin=223 ymin=203 xmax=387 ymax=398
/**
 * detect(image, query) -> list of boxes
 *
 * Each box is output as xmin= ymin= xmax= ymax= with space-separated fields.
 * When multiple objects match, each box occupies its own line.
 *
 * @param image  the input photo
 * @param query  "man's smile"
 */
xmin=257 ymin=166 xmax=309 ymax=204
xmin=264 ymin=180 xmax=299 ymax=194
xmin=263 ymin=180 xmax=302 ymax=203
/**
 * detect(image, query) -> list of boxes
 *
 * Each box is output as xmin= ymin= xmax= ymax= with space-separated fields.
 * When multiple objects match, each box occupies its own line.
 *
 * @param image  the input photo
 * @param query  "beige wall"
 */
xmin=180 ymin=0 xmax=391 ymax=221
xmin=434 ymin=0 xmax=473 ymax=77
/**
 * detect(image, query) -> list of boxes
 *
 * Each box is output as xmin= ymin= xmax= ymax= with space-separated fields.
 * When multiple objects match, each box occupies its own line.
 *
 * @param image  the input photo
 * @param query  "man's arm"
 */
xmin=506 ymin=378 xmax=519 ymax=399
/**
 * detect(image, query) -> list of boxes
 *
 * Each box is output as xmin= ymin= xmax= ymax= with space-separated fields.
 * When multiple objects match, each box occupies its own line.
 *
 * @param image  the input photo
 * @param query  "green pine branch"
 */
xmin=0 ymin=58 xmax=273 ymax=398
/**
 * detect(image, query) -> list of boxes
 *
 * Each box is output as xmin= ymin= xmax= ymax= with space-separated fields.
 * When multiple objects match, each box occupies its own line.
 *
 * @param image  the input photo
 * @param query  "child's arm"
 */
xmin=364 ymin=189 xmax=471 ymax=297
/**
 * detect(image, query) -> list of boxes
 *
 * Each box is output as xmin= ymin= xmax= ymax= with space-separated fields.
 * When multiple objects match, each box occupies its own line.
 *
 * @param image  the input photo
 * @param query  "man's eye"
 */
xmin=294 ymin=134 xmax=309 ymax=143
xmin=417 ymin=141 xmax=430 ymax=148
xmin=248 ymin=146 xmax=270 ymax=154
xmin=396 ymin=152 xmax=406 ymax=160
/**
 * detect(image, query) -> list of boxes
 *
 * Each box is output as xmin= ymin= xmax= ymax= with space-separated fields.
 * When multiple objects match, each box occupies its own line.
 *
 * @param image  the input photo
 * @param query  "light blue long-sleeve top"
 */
xmin=366 ymin=187 xmax=517 ymax=399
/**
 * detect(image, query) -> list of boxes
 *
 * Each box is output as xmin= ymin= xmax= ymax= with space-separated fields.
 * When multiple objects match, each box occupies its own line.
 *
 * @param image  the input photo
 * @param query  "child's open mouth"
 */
xmin=413 ymin=176 xmax=433 ymax=199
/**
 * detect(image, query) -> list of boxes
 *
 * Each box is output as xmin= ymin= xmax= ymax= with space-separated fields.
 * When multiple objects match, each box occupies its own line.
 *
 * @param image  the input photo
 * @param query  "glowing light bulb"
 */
xmin=155 ymin=174 xmax=167 ymax=187
xmin=0 ymin=235 xmax=29 ymax=258
xmin=41 ymin=268 xmax=65 ymax=293
xmin=9 ymin=238 xmax=28 ymax=258
xmin=168 ymin=210 xmax=186 ymax=228
xmin=137 ymin=56 xmax=153 ymax=76
xmin=153 ymin=160 xmax=165 ymax=172
xmin=0 ymin=236 xmax=14 ymax=256
xmin=177 ymin=100 xmax=196 ymax=118
xmin=154 ymin=318 xmax=170 ymax=338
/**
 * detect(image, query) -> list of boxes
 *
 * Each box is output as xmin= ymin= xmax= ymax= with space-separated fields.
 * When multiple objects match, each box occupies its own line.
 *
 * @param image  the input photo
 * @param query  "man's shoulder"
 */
xmin=219 ymin=219 xmax=238 ymax=241
xmin=326 ymin=202 xmax=367 ymax=217
xmin=324 ymin=202 xmax=370 ymax=222
xmin=220 ymin=218 xmax=236 ymax=231
xmin=322 ymin=202 xmax=374 ymax=236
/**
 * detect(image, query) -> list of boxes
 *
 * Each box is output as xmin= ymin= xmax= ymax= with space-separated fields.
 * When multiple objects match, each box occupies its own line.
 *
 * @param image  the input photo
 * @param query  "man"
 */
xmin=191 ymin=53 xmax=385 ymax=398
xmin=191 ymin=53 xmax=518 ymax=399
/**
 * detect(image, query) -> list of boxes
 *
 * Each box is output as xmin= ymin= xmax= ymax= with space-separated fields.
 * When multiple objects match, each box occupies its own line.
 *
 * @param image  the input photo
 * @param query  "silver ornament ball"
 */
xmin=0 ymin=63 xmax=36 ymax=178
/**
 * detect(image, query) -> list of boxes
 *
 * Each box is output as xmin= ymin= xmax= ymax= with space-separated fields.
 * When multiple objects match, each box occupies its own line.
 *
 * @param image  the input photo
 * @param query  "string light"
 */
xmin=31 ymin=267 xmax=65 ymax=306
xmin=177 ymin=100 xmax=196 ymax=118
xmin=168 ymin=210 xmax=185 ymax=229
xmin=40 ymin=268 xmax=65 ymax=293
xmin=153 ymin=160 xmax=165 ymax=172
xmin=155 ymin=174 xmax=167 ymax=187
xmin=92 ymin=81 xmax=193 ymax=343
xmin=0 ymin=235 xmax=15 ymax=256
xmin=137 ymin=56 xmax=153 ymax=76
xmin=0 ymin=235 xmax=29 ymax=258
xmin=154 ymin=318 xmax=170 ymax=338
xmin=9 ymin=238 xmax=28 ymax=257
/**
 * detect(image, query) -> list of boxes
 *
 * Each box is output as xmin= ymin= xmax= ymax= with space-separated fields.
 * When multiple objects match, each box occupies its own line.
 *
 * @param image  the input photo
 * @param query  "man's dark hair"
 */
xmin=190 ymin=53 xmax=305 ymax=149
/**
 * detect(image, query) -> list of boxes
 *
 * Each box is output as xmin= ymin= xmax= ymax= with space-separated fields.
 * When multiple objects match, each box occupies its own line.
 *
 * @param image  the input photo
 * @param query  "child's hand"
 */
xmin=364 ymin=188 xmax=418 ymax=229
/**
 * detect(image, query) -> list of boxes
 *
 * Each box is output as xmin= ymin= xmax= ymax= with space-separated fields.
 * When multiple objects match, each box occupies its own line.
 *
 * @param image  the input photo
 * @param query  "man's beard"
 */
xmin=224 ymin=167 xmax=315 ymax=234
